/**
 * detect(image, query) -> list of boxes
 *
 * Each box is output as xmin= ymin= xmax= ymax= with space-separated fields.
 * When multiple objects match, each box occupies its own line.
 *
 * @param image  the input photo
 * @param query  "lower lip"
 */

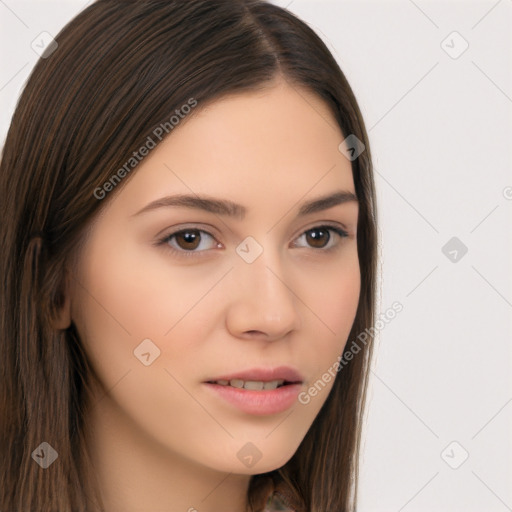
xmin=203 ymin=382 xmax=302 ymax=415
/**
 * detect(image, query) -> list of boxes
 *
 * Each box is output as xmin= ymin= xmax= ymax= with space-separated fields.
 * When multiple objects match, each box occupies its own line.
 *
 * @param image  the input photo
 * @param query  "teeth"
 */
xmin=263 ymin=380 xmax=283 ymax=390
xmin=213 ymin=379 xmax=285 ymax=390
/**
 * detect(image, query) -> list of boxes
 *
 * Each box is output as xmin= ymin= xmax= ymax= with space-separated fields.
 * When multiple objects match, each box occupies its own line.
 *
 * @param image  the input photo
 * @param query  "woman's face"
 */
xmin=68 ymin=79 xmax=360 ymax=475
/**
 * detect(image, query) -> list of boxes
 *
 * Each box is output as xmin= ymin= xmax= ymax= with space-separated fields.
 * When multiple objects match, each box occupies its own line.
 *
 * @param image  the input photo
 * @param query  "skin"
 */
xmin=58 ymin=77 xmax=361 ymax=512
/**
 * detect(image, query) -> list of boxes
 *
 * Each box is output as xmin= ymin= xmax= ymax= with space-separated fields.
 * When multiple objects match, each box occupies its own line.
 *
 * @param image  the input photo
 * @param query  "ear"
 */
xmin=51 ymin=267 xmax=72 ymax=330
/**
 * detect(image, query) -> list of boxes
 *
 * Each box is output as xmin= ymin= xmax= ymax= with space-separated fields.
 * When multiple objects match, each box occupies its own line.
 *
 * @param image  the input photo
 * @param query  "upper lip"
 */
xmin=205 ymin=366 xmax=303 ymax=383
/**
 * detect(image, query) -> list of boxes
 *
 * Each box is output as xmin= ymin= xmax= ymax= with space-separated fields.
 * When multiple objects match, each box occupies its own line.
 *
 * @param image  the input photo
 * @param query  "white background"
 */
xmin=1 ymin=1 xmax=511 ymax=510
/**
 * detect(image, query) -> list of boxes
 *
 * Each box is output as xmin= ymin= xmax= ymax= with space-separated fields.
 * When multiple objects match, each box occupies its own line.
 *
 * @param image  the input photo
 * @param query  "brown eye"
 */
xmin=305 ymin=227 xmax=331 ymax=248
xmin=174 ymin=230 xmax=202 ymax=250
xmin=162 ymin=229 xmax=219 ymax=254
xmin=292 ymin=225 xmax=348 ymax=251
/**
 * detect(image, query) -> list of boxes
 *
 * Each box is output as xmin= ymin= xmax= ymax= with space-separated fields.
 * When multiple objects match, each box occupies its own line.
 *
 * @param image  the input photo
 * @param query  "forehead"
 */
xmin=108 ymin=80 xmax=355 ymax=217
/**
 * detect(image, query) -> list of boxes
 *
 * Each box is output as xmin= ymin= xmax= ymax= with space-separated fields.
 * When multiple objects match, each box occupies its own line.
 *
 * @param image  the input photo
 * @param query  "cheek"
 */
xmin=323 ymin=265 xmax=359 ymax=327
xmin=73 ymin=229 xmax=221 ymax=338
xmin=302 ymin=251 xmax=360 ymax=339
xmin=294 ymin=251 xmax=360 ymax=377
xmin=69 ymin=240 xmax=221 ymax=444
xmin=70 ymin=234 xmax=229 ymax=387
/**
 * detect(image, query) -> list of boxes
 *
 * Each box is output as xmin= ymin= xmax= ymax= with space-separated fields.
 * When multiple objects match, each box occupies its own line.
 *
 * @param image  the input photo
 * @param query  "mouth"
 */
xmin=205 ymin=378 xmax=298 ymax=391
xmin=203 ymin=366 xmax=304 ymax=389
xmin=202 ymin=366 xmax=304 ymax=415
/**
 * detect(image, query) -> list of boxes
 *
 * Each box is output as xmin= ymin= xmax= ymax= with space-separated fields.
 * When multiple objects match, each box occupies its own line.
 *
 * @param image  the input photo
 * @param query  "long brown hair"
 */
xmin=0 ymin=1 xmax=377 ymax=510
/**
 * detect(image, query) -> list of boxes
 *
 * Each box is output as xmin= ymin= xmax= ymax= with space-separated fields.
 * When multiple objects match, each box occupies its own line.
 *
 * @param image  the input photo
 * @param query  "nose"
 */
xmin=225 ymin=248 xmax=302 ymax=341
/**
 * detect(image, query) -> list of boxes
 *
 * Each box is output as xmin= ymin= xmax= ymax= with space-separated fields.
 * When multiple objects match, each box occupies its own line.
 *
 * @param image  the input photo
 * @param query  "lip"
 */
xmin=203 ymin=366 xmax=304 ymax=416
xmin=203 ymin=382 xmax=302 ymax=415
xmin=204 ymin=366 xmax=304 ymax=384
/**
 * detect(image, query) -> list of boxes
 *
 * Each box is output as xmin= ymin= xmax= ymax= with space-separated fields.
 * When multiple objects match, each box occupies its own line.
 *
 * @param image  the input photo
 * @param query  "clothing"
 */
xmin=264 ymin=491 xmax=296 ymax=512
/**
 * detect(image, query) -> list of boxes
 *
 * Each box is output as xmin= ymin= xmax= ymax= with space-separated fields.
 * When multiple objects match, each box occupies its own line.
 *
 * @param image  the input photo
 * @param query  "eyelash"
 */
xmin=155 ymin=224 xmax=349 ymax=259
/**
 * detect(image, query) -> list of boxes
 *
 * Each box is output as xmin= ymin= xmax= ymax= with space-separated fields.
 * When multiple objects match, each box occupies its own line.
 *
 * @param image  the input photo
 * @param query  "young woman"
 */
xmin=0 ymin=1 xmax=377 ymax=511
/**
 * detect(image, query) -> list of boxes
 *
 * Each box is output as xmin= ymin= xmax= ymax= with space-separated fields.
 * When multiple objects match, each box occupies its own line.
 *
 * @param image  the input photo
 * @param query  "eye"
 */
xmin=159 ymin=228 xmax=220 ymax=255
xmin=291 ymin=225 xmax=348 ymax=251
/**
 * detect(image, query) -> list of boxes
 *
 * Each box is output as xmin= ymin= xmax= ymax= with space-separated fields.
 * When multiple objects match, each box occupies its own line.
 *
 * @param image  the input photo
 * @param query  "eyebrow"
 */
xmin=132 ymin=190 xmax=358 ymax=220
